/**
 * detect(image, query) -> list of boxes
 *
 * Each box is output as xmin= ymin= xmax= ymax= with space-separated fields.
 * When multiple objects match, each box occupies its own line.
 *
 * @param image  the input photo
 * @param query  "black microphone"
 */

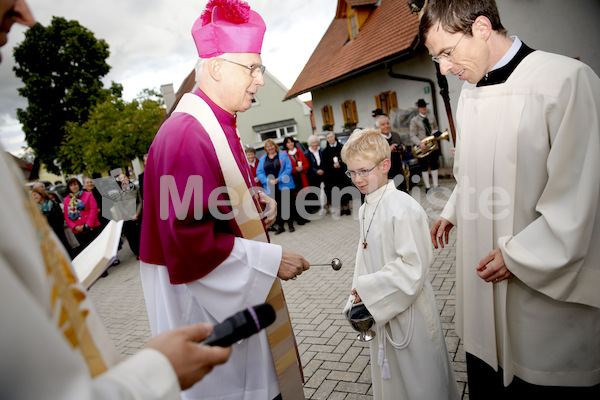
xmin=200 ymin=303 xmax=276 ymax=347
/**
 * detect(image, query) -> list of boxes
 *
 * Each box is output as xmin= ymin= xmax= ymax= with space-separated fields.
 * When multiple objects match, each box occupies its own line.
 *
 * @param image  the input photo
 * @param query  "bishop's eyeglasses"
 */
xmin=220 ymin=58 xmax=266 ymax=77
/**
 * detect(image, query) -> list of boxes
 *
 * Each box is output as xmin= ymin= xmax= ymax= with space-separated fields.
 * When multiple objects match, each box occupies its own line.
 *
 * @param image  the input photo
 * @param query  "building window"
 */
xmin=259 ymin=130 xmax=278 ymax=141
xmin=322 ymin=105 xmax=334 ymax=131
xmin=253 ymin=119 xmax=298 ymax=142
xmin=375 ymin=91 xmax=398 ymax=116
xmin=342 ymin=100 xmax=358 ymax=130
xmin=350 ymin=15 xmax=358 ymax=40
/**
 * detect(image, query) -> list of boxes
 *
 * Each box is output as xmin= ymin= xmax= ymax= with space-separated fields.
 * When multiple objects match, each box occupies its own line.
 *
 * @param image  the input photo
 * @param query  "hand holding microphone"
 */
xmin=200 ymin=303 xmax=276 ymax=347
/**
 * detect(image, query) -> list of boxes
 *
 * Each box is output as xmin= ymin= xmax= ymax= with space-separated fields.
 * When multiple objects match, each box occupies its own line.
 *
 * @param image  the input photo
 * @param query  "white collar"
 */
xmin=365 ymin=180 xmax=393 ymax=204
xmin=491 ymin=36 xmax=522 ymax=72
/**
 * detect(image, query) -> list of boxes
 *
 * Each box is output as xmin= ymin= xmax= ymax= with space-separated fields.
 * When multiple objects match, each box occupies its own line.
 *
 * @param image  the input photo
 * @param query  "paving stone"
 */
xmin=327 ymin=370 xmax=361 ymax=382
xmin=311 ymin=379 xmax=337 ymax=399
xmin=335 ymin=381 xmax=371 ymax=394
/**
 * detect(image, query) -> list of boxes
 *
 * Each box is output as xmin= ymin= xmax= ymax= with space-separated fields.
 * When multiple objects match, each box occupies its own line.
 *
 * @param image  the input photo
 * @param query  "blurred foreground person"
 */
xmin=0 ymin=1 xmax=231 ymax=398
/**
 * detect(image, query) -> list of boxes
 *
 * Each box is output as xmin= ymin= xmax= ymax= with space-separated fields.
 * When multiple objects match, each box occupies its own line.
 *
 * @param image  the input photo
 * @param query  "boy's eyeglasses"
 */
xmin=345 ymin=160 xmax=382 ymax=179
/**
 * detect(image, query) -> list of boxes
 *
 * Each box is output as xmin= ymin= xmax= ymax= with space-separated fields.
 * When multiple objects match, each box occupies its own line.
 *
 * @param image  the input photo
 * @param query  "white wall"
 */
xmin=237 ymin=70 xmax=312 ymax=147
xmin=498 ymin=0 xmax=600 ymax=74
xmin=313 ymin=58 xmax=446 ymax=133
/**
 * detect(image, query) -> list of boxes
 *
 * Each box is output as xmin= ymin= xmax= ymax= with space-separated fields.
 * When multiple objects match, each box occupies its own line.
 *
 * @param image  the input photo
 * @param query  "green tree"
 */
xmin=13 ymin=16 xmax=111 ymax=173
xmin=19 ymin=148 xmax=35 ymax=164
xmin=61 ymin=90 xmax=165 ymax=175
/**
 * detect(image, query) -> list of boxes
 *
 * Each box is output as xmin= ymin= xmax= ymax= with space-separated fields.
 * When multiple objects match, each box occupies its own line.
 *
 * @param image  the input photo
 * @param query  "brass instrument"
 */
xmin=413 ymin=130 xmax=450 ymax=159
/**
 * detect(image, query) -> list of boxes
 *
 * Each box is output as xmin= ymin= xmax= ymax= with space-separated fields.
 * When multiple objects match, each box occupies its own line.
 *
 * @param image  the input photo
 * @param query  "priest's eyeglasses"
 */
xmin=220 ymin=58 xmax=266 ymax=77
xmin=345 ymin=160 xmax=382 ymax=179
xmin=431 ymin=32 xmax=467 ymax=63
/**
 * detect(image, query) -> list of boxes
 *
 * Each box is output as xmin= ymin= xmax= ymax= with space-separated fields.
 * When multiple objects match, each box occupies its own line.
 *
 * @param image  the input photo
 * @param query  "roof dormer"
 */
xmin=336 ymin=0 xmax=381 ymax=42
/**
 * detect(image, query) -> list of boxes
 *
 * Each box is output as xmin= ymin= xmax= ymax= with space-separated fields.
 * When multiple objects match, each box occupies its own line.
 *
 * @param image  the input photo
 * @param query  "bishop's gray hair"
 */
xmin=194 ymin=53 xmax=232 ymax=86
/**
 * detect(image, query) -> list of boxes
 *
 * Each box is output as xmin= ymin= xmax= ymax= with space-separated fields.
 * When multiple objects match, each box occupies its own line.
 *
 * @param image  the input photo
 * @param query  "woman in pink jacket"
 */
xmin=63 ymin=177 xmax=100 ymax=256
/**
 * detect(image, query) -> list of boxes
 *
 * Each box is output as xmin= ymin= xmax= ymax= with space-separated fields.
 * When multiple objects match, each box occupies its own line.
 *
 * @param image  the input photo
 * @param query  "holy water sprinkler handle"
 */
xmin=310 ymin=258 xmax=343 ymax=271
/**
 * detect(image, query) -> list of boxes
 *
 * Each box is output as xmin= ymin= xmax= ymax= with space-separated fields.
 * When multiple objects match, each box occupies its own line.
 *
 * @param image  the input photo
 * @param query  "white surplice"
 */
xmin=441 ymin=50 xmax=600 ymax=386
xmin=140 ymin=237 xmax=282 ymax=400
xmin=0 ymin=150 xmax=181 ymax=400
xmin=346 ymin=180 xmax=459 ymax=400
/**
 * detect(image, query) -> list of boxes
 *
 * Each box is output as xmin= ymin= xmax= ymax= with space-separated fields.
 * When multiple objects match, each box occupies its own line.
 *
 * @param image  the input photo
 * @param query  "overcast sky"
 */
xmin=0 ymin=0 xmax=338 ymax=155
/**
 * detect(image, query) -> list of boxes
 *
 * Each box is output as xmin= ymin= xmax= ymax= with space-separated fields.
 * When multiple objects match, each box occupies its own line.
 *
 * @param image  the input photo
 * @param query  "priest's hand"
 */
xmin=431 ymin=217 xmax=453 ymax=249
xmin=278 ymin=248 xmax=310 ymax=280
xmin=144 ymin=322 xmax=232 ymax=390
xmin=259 ymin=192 xmax=277 ymax=227
xmin=477 ymin=248 xmax=513 ymax=284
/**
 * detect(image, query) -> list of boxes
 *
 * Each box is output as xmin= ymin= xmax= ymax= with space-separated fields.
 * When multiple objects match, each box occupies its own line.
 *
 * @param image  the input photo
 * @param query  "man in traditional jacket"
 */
xmin=423 ymin=0 xmax=600 ymax=398
xmin=139 ymin=1 xmax=309 ymax=399
xmin=1 ymin=1 xmax=232 ymax=398
xmin=409 ymin=99 xmax=440 ymax=191
xmin=374 ymin=115 xmax=406 ymax=188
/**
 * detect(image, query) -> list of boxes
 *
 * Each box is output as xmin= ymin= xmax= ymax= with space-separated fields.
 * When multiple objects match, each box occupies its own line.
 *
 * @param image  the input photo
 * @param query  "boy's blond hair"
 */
xmin=341 ymin=128 xmax=391 ymax=164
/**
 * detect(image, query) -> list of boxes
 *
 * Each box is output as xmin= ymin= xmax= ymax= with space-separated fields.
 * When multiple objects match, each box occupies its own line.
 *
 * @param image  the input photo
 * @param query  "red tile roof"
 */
xmin=347 ymin=0 xmax=379 ymax=6
xmin=285 ymin=0 xmax=420 ymax=100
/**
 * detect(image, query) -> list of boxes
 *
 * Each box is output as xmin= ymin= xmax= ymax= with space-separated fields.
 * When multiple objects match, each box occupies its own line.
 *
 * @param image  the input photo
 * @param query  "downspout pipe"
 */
xmin=385 ymin=63 xmax=440 ymax=126
xmin=386 ymin=62 xmax=457 ymax=146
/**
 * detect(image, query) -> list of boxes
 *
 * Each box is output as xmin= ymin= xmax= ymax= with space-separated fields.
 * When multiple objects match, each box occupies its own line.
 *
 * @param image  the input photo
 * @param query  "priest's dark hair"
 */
xmin=418 ymin=0 xmax=507 ymax=43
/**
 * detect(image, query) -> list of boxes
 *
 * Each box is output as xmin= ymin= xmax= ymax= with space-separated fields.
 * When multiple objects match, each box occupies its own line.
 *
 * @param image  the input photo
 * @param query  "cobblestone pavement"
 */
xmin=89 ymin=178 xmax=468 ymax=399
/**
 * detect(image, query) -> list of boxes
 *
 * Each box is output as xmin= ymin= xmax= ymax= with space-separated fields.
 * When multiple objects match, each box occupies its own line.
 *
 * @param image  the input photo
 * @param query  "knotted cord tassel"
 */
xmin=382 ymin=358 xmax=391 ymax=380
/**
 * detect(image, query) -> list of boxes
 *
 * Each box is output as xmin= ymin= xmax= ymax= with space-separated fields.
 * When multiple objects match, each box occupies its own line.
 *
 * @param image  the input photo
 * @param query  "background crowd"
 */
xmin=247 ymin=99 xmax=444 ymax=236
xmin=252 ymin=133 xmax=358 ymax=235
xmin=29 ymin=173 xmax=143 ymax=269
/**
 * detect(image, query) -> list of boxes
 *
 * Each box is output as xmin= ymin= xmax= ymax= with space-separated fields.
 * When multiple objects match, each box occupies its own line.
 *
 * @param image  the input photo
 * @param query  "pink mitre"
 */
xmin=192 ymin=0 xmax=266 ymax=58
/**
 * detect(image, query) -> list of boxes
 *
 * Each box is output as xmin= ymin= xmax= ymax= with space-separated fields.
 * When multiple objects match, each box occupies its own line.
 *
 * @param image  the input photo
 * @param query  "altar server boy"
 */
xmin=342 ymin=129 xmax=459 ymax=399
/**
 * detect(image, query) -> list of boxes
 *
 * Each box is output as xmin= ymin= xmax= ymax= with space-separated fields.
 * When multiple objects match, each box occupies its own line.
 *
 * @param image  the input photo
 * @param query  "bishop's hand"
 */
xmin=259 ymin=192 xmax=277 ymax=228
xmin=278 ymin=249 xmax=310 ymax=280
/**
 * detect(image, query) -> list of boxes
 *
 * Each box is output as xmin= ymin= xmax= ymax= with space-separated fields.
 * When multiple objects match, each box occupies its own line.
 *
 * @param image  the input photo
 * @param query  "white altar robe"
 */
xmin=0 ymin=150 xmax=181 ymax=400
xmin=140 ymin=237 xmax=282 ymax=400
xmin=441 ymin=50 xmax=600 ymax=386
xmin=346 ymin=181 xmax=459 ymax=400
